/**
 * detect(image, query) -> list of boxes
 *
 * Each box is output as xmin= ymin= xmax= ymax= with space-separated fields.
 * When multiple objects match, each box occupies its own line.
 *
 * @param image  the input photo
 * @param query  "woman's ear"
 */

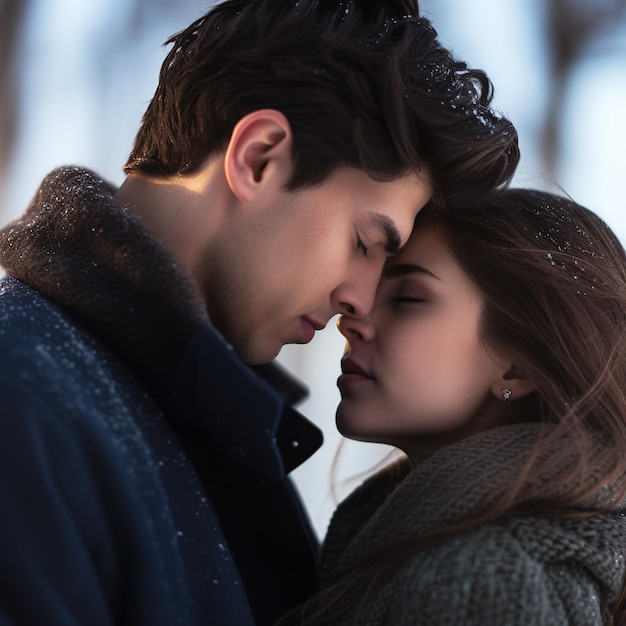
xmin=224 ymin=109 xmax=293 ymax=203
xmin=490 ymin=363 xmax=537 ymax=403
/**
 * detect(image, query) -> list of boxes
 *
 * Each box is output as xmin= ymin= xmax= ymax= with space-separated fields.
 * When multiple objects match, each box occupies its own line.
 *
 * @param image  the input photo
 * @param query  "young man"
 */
xmin=0 ymin=1 xmax=519 ymax=624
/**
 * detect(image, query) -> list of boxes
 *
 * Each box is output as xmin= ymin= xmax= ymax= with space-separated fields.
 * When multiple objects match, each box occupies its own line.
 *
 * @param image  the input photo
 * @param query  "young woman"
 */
xmin=284 ymin=189 xmax=626 ymax=625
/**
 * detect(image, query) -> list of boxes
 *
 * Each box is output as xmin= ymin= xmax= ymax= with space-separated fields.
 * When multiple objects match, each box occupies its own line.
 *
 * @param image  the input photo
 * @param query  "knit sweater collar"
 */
xmin=321 ymin=422 xmax=623 ymax=580
xmin=312 ymin=428 xmax=626 ymax=626
xmin=0 ymin=166 xmax=208 ymax=375
xmin=0 ymin=166 xmax=322 ymax=478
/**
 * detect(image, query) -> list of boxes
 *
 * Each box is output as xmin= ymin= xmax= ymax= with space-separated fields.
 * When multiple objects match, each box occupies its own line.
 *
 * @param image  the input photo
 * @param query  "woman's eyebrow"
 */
xmin=383 ymin=263 xmax=440 ymax=280
xmin=370 ymin=214 xmax=401 ymax=254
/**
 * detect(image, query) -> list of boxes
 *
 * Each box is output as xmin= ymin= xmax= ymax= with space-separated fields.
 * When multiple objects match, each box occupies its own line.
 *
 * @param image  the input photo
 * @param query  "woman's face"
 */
xmin=336 ymin=221 xmax=509 ymax=458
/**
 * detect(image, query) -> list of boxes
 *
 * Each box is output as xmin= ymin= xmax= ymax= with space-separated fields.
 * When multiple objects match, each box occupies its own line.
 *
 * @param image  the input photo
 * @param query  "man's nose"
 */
xmin=330 ymin=261 xmax=383 ymax=318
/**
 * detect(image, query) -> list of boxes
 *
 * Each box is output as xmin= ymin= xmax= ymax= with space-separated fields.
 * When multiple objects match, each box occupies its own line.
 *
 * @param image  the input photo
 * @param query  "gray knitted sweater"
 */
xmin=313 ymin=424 xmax=626 ymax=625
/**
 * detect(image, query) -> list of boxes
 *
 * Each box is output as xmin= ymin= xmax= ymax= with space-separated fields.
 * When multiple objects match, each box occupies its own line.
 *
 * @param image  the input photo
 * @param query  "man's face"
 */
xmin=202 ymin=168 xmax=431 ymax=364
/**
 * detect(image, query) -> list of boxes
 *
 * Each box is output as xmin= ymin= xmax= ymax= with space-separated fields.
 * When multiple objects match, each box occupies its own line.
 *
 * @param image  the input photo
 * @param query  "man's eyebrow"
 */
xmin=371 ymin=214 xmax=402 ymax=254
xmin=383 ymin=263 xmax=440 ymax=280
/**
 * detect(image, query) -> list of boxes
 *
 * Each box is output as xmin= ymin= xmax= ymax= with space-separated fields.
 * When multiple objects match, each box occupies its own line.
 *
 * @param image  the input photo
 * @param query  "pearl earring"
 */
xmin=502 ymin=388 xmax=512 ymax=401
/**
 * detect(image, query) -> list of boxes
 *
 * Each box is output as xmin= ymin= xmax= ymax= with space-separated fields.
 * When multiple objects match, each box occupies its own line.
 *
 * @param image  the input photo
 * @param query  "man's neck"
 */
xmin=114 ymin=168 xmax=226 ymax=289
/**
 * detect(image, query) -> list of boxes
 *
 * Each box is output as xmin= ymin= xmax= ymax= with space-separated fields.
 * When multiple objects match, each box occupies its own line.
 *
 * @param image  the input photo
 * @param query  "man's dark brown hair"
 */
xmin=126 ymin=0 xmax=520 ymax=208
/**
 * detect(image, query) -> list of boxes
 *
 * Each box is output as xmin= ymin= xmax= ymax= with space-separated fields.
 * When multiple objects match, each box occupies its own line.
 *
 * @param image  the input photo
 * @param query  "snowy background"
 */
xmin=1 ymin=0 xmax=625 ymax=538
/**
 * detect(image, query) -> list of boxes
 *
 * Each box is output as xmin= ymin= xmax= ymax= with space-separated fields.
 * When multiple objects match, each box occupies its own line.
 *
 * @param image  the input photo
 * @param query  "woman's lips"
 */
xmin=337 ymin=358 xmax=374 ymax=387
xmin=337 ymin=372 xmax=372 ymax=386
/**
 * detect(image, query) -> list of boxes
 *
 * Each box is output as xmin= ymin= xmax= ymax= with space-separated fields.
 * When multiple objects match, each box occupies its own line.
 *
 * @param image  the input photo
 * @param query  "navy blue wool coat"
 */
xmin=0 ymin=167 xmax=322 ymax=626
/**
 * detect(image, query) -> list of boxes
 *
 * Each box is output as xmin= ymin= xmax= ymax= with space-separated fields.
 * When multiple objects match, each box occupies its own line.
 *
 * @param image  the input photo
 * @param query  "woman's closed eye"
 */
xmin=392 ymin=295 xmax=427 ymax=305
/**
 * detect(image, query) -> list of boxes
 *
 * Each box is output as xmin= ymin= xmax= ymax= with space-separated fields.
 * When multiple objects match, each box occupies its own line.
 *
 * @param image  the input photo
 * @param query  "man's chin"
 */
xmin=237 ymin=341 xmax=282 ymax=366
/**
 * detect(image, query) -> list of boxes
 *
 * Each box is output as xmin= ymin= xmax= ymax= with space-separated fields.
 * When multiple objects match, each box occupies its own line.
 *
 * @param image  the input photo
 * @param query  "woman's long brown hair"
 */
xmin=281 ymin=189 xmax=626 ymax=625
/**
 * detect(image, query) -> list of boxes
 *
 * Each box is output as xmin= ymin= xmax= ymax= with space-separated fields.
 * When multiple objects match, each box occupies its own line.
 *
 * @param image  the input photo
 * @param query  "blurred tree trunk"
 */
xmin=0 ymin=0 xmax=28 ymax=206
xmin=0 ymin=0 xmax=208 ymax=220
xmin=542 ymin=0 xmax=626 ymax=176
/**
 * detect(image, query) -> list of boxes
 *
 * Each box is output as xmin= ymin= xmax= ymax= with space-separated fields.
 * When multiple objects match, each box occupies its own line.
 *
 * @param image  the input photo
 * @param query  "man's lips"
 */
xmin=337 ymin=357 xmax=374 ymax=386
xmin=304 ymin=316 xmax=327 ymax=332
xmin=300 ymin=316 xmax=327 ymax=343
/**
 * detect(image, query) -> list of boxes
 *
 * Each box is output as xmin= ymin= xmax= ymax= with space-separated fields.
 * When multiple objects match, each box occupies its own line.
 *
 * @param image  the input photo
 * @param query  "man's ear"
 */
xmin=490 ymin=363 xmax=537 ymax=402
xmin=224 ymin=109 xmax=293 ymax=203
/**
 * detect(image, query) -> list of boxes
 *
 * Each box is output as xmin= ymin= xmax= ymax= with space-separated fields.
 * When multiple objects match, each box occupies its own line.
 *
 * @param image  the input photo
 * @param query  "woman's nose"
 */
xmin=337 ymin=314 xmax=375 ymax=343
